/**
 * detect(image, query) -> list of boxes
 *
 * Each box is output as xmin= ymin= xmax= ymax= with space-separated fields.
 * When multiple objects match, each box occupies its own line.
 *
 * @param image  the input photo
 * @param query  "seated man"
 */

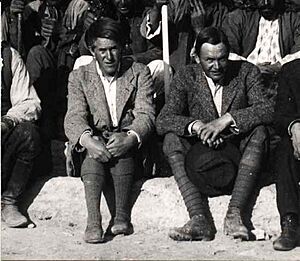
xmin=222 ymin=0 xmax=300 ymax=75
xmin=156 ymin=27 xmax=274 ymax=241
xmin=273 ymin=59 xmax=300 ymax=251
xmin=1 ymin=41 xmax=42 ymax=228
xmin=64 ymin=17 xmax=155 ymax=244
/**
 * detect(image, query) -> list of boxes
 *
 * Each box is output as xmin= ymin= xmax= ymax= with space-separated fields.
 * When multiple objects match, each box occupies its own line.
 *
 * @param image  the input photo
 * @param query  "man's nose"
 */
xmin=213 ymin=60 xmax=220 ymax=69
xmin=106 ymin=50 xmax=113 ymax=60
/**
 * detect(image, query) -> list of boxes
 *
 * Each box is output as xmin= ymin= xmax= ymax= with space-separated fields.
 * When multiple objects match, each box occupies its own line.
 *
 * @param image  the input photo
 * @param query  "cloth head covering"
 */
xmin=185 ymin=141 xmax=241 ymax=197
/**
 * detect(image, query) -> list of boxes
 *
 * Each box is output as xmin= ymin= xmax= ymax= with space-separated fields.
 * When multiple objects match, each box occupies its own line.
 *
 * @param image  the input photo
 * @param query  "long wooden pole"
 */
xmin=17 ymin=13 xmax=22 ymax=53
xmin=161 ymin=5 xmax=170 ymax=101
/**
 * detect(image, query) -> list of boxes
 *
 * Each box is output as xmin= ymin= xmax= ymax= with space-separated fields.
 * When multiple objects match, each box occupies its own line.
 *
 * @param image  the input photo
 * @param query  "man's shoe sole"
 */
xmin=169 ymin=229 xmax=215 ymax=241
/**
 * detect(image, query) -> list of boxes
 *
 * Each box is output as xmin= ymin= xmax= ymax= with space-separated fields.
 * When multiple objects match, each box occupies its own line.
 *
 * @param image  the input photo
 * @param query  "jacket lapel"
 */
xmin=194 ymin=68 xmax=219 ymax=119
xmin=221 ymin=72 xmax=238 ymax=115
xmin=116 ymin=64 xmax=135 ymax=125
xmin=86 ymin=60 xmax=113 ymax=127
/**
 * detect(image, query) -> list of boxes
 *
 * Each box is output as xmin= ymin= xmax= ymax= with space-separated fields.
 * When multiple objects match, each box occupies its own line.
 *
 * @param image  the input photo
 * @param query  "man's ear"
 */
xmin=89 ymin=48 xmax=95 ymax=57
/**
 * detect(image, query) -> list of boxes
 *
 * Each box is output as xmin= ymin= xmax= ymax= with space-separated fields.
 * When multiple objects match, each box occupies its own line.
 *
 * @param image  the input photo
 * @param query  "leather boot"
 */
xmin=273 ymin=214 xmax=298 ymax=251
xmin=224 ymin=206 xmax=249 ymax=240
xmin=169 ymin=213 xmax=216 ymax=241
xmin=1 ymin=203 xmax=28 ymax=228
xmin=1 ymin=159 xmax=33 ymax=228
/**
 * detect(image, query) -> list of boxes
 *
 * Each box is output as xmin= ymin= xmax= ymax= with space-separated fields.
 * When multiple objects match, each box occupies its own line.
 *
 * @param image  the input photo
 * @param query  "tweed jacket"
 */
xmin=275 ymin=59 xmax=300 ymax=137
xmin=64 ymin=59 xmax=155 ymax=146
xmin=222 ymin=9 xmax=300 ymax=58
xmin=156 ymin=61 xmax=274 ymax=137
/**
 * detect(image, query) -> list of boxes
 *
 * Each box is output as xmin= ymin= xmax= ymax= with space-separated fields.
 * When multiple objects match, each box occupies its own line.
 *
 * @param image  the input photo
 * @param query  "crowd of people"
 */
xmin=1 ymin=0 xmax=300 ymax=252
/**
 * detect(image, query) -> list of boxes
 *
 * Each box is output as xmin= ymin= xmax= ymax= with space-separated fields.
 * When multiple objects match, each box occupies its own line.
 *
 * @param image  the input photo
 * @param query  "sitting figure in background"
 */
xmin=273 ymin=59 xmax=300 ymax=251
xmin=1 ymin=41 xmax=42 ymax=228
xmin=222 ymin=0 xmax=300 ymax=92
xmin=156 ymin=27 xmax=274 ymax=241
xmin=64 ymin=17 xmax=155 ymax=243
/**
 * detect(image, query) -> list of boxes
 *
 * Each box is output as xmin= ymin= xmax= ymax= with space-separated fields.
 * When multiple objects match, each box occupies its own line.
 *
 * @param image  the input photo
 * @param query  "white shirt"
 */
xmin=95 ymin=61 xmax=118 ymax=127
xmin=204 ymin=74 xmax=223 ymax=117
xmin=2 ymin=47 xmax=41 ymax=124
xmin=247 ymin=17 xmax=281 ymax=65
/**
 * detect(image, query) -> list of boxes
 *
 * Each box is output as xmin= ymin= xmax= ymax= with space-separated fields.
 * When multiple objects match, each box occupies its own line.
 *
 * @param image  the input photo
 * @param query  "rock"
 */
xmin=20 ymin=176 xmax=280 ymax=235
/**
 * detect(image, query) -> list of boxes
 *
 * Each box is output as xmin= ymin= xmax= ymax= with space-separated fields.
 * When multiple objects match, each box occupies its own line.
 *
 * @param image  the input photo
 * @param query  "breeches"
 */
xmin=1 ymin=122 xmax=41 ymax=190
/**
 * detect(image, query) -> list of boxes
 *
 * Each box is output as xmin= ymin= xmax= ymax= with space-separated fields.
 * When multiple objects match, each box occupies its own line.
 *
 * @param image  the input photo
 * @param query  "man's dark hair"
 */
xmin=195 ymin=27 xmax=230 ymax=55
xmin=85 ymin=17 xmax=124 ymax=49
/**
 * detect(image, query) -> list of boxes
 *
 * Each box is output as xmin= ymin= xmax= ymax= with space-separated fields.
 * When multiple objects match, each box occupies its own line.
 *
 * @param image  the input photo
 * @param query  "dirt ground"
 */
xmin=1 ymin=140 xmax=300 ymax=260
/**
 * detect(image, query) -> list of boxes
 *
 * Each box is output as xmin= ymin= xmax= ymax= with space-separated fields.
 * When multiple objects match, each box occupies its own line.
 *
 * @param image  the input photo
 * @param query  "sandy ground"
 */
xmin=1 ymin=140 xmax=300 ymax=260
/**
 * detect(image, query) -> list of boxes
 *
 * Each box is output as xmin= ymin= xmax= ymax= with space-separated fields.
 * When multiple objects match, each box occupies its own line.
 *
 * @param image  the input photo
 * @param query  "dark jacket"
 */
xmin=274 ymin=59 xmax=300 ymax=136
xmin=222 ymin=9 xmax=300 ymax=58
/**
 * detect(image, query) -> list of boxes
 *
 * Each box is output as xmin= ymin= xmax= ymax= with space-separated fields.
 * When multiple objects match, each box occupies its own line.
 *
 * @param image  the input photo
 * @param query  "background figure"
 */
xmin=1 ymin=42 xmax=42 ymax=228
xmin=222 ymin=0 xmax=300 ymax=99
xmin=273 ymin=59 xmax=300 ymax=251
xmin=142 ymin=0 xmax=231 ymax=73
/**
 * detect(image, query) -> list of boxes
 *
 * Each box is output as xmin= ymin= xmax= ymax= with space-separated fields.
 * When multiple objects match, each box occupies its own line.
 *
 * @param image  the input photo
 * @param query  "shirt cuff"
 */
xmin=288 ymin=119 xmax=300 ymax=136
xmin=187 ymin=120 xmax=201 ymax=135
xmin=127 ymin=130 xmax=141 ymax=148
xmin=77 ymin=130 xmax=93 ymax=152
xmin=227 ymin=113 xmax=240 ymax=134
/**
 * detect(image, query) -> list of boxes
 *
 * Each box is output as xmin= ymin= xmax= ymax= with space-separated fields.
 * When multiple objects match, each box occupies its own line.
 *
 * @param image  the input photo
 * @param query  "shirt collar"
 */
xmin=95 ymin=60 xmax=119 ymax=83
xmin=203 ymin=72 xmax=223 ymax=88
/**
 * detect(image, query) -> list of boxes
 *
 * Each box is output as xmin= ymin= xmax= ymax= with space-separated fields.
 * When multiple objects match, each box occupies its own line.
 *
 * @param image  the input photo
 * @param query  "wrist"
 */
xmin=224 ymin=113 xmax=234 ymax=126
xmin=80 ymin=132 xmax=93 ymax=148
xmin=127 ymin=131 xmax=138 ymax=146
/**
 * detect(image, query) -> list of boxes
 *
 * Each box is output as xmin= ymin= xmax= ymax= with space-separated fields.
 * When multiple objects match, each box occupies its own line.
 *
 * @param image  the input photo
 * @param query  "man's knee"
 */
xmin=162 ymin=133 xmax=184 ymax=157
xmin=248 ymin=125 xmax=269 ymax=144
xmin=13 ymin=122 xmax=41 ymax=157
xmin=81 ymin=157 xmax=106 ymax=177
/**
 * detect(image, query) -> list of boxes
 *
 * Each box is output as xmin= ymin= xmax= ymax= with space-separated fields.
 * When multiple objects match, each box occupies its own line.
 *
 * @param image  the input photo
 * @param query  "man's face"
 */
xmin=258 ymin=0 xmax=280 ymax=20
xmin=199 ymin=42 xmax=229 ymax=84
xmin=91 ymin=37 xmax=121 ymax=77
xmin=111 ymin=0 xmax=134 ymax=14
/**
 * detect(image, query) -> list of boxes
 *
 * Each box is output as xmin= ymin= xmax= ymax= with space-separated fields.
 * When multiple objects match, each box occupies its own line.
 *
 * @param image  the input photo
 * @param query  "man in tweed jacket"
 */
xmin=64 ymin=18 xmax=155 ymax=243
xmin=156 ymin=27 xmax=274 ymax=241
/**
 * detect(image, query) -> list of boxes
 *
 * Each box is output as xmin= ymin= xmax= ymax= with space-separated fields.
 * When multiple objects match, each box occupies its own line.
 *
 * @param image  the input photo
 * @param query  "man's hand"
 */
xmin=192 ymin=120 xmax=224 ymax=148
xmin=291 ymin=122 xmax=300 ymax=160
xmin=10 ymin=0 xmax=25 ymax=14
xmin=83 ymin=10 xmax=97 ymax=30
xmin=106 ymin=132 xmax=138 ymax=158
xmin=197 ymin=113 xmax=233 ymax=147
xmin=41 ymin=18 xmax=56 ymax=38
xmin=189 ymin=0 xmax=206 ymax=35
xmin=81 ymin=135 xmax=112 ymax=162
xmin=257 ymin=62 xmax=281 ymax=75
